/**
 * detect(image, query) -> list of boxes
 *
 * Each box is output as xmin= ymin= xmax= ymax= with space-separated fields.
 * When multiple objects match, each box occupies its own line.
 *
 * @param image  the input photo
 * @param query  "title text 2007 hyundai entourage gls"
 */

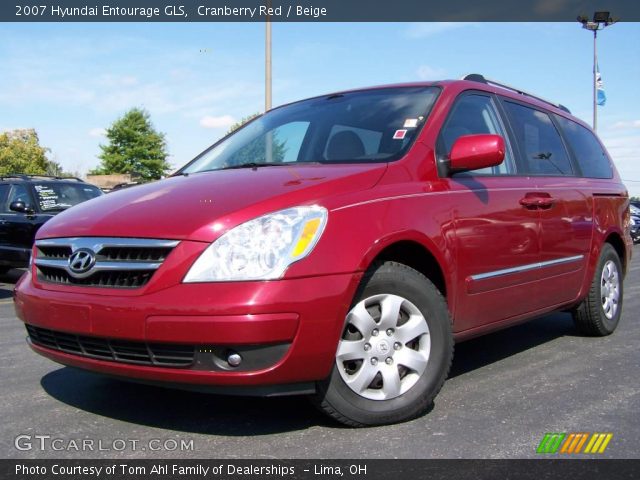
xmin=14 ymin=75 xmax=632 ymax=426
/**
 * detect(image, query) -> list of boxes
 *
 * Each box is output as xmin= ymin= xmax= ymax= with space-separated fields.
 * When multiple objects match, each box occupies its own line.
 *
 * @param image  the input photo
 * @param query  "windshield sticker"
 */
xmin=403 ymin=118 xmax=419 ymax=128
xmin=393 ymin=129 xmax=407 ymax=140
xmin=34 ymin=185 xmax=71 ymax=211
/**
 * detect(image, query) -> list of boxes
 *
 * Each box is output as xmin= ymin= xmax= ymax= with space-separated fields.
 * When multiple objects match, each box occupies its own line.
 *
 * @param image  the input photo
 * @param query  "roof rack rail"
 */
xmin=0 ymin=174 xmax=85 ymax=182
xmin=462 ymin=73 xmax=571 ymax=114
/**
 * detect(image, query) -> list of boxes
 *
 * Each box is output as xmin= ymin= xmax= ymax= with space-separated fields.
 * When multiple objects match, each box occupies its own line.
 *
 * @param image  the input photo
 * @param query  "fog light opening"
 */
xmin=227 ymin=351 xmax=242 ymax=367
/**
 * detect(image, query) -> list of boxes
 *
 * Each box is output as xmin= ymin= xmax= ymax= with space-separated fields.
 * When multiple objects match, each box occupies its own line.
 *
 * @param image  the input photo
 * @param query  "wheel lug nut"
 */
xmin=371 ymin=357 xmax=378 ymax=365
xmin=394 ymin=342 xmax=402 ymax=350
xmin=385 ymin=357 xmax=393 ymax=365
xmin=364 ymin=343 xmax=371 ymax=351
xmin=372 ymin=329 xmax=379 ymax=336
xmin=386 ymin=328 xmax=394 ymax=336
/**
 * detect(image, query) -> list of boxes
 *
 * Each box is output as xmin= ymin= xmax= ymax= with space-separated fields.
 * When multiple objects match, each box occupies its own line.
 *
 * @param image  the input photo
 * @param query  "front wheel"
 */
xmin=573 ymin=243 xmax=624 ymax=336
xmin=312 ymin=262 xmax=453 ymax=427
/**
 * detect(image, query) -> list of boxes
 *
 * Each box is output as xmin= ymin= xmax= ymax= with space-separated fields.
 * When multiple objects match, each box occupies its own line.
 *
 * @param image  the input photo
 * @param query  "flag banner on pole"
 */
xmin=596 ymin=64 xmax=606 ymax=106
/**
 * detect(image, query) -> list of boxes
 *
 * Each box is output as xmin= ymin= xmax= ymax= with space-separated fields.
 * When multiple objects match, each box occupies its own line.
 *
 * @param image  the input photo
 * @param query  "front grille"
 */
xmin=34 ymin=237 xmax=179 ymax=289
xmin=38 ymin=246 xmax=72 ymax=259
xmin=38 ymin=266 xmax=154 ymax=288
xmin=98 ymin=247 xmax=173 ymax=262
xmin=26 ymin=325 xmax=195 ymax=368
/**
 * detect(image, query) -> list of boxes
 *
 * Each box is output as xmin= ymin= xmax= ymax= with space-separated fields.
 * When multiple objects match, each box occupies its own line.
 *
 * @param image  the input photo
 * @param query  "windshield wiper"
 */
xmin=216 ymin=162 xmax=290 ymax=171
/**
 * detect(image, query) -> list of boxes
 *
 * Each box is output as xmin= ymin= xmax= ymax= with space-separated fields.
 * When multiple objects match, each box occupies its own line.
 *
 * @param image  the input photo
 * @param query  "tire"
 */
xmin=0 ymin=267 xmax=10 ymax=275
xmin=573 ymin=243 xmax=623 ymax=336
xmin=312 ymin=261 xmax=453 ymax=427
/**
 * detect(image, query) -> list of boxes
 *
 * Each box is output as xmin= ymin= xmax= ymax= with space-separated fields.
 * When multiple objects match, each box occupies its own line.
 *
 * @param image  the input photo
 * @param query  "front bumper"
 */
xmin=0 ymin=245 xmax=30 ymax=268
xmin=14 ymin=270 xmax=361 ymax=390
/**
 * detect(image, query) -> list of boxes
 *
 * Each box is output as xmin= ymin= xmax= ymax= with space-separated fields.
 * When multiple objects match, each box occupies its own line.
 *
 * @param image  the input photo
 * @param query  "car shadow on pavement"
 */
xmin=0 ymin=269 xmax=26 ymax=300
xmin=41 ymin=368 xmax=332 ymax=435
xmin=449 ymin=312 xmax=577 ymax=378
xmin=39 ymin=312 xmax=578 ymax=434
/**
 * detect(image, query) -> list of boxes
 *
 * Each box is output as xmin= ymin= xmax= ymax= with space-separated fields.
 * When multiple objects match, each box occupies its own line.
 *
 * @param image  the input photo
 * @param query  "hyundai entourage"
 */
xmin=14 ymin=75 xmax=632 ymax=426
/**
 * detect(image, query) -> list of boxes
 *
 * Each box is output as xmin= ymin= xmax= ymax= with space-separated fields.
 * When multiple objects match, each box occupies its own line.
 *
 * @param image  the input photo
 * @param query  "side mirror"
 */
xmin=9 ymin=201 xmax=35 ymax=214
xmin=449 ymin=134 xmax=505 ymax=173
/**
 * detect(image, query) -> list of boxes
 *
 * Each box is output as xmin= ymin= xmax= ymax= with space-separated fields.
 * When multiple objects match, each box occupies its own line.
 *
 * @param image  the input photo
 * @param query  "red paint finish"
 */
xmin=14 ymin=79 xmax=632 ymax=391
xmin=449 ymin=134 xmax=505 ymax=172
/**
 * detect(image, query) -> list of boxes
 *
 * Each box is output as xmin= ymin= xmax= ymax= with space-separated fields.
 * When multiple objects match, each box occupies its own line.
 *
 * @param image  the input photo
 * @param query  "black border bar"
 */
xmin=4 ymin=459 xmax=640 ymax=480
xmin=3 ymin=0 xmax=640 ymax=22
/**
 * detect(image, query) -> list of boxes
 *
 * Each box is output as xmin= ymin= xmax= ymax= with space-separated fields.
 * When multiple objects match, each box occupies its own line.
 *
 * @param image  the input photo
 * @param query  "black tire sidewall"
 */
xmin=595 ymin=244 xmax=624 ymax=333
xmin=317 ymin=263 xmax=452 ymax=425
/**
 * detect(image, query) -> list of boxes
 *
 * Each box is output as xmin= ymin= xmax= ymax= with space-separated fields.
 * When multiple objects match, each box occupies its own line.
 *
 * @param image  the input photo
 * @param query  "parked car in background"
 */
xmin=14 ymin=75 xmax=632 ymax=426
xmin=0 ymin=175 xmax=103 ymax=273
xmin=630 ymin=204 xmax=640 ymax=244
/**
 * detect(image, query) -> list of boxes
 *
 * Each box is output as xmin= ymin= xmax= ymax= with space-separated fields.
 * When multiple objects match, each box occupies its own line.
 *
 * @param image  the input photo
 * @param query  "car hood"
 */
xmin=37 ymin=164 xmax=387 ymax=242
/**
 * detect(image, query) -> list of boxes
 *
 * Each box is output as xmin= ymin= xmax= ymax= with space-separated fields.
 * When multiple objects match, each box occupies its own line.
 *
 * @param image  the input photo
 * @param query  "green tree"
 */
xmin=0 ymin=129 xmax=50 ymax=176
xmin=91 ymin=108 xmax=170 ymax=181
xmin=224 ymin=113 xmax=287 ymax=166
xmin=226 ymin=113 xmax=262 ymax=135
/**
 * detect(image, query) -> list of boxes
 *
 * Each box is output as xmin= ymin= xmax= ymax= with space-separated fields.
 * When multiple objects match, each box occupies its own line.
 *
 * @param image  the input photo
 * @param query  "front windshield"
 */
xmin=34 ymin=183 xmax=102 ymax=212
xmin=181 ymin=86 xmax=439 ymax=173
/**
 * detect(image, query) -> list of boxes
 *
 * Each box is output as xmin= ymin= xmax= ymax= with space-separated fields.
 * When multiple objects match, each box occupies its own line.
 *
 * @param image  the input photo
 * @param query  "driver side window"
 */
xmin=5 ymin=184 xmax=31 ymax=212
xmin=439 ymin=94 xmax=513 ymax=175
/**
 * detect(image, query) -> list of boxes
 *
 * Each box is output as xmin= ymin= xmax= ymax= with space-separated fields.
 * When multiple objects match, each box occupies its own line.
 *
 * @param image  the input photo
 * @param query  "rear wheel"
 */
xmin=573 ymin=243 xmax=623 ymax=336
xmin=313 ymin=262 xmax=453 ymax=427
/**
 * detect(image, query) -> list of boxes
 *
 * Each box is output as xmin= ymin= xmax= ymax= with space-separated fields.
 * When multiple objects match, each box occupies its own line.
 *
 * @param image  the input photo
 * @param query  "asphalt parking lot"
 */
xmin=1 ymin=248 xmax=638 ymax=459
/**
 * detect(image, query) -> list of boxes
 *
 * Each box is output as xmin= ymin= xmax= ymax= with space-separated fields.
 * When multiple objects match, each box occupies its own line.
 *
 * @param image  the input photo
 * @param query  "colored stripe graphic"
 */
xmin=538 ymin=433 xmax=613 ymax=454
xmin=537 ymin=433 xmax=566 ymax=454
xmin=584 ymin=433 xmax=613 ymax=454
xmin=560 ymin=433 xmax=589 ymax=454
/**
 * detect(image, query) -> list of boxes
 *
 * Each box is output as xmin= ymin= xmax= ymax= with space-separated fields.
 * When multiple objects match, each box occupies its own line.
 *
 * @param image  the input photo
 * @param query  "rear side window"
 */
xmin=503 ymin=101 xmax=573 ymax=176
xmin=554 ymin=115 xmax=613 ymax=179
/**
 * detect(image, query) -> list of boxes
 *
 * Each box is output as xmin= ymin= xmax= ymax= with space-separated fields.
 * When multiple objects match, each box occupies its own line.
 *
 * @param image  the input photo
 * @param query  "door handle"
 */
xmin=519 ymin=194 xmax=555 ymax=209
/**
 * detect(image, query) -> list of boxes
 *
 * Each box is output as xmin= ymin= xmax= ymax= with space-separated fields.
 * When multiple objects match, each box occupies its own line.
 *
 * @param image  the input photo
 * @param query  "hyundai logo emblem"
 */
xmin=68 ymin=248 xmax=96 ymax=275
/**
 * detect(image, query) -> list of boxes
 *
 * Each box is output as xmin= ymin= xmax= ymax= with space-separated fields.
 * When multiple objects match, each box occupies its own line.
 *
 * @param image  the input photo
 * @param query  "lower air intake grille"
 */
xmin=26 ymin=325 xmax=195 ymax=368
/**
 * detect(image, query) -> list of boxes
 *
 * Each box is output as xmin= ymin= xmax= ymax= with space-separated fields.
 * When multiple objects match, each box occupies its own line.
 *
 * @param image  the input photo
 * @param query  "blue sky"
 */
xmin=1 ymin=22 xmax=639 ymax=194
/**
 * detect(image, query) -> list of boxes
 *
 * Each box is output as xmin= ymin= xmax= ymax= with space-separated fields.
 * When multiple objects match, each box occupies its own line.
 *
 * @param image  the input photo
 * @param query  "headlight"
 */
xmin=184 ymin=206 xmax=328 ymax=282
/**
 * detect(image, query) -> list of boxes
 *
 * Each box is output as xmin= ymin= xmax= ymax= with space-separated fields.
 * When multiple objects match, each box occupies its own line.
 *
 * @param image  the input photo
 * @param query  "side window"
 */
xmin=439 ymin=94 xmax=513 ymax=175
xmin=6 ymin=184 xmax=32 ymax=211
xmin=503 ymin=101 xmax=573 ymax=176
xmin=554 ymin=115 xmax=613 ymax=179
xmin=323 ymin=125 xmax=383 ymax=161
xmin=0 ymin=185 xmax=9 ymax=212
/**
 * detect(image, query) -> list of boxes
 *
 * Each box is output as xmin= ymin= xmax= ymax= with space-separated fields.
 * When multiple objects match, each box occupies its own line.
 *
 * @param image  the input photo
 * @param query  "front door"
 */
xmin=437 ymin=92 xmax=542 ymax=332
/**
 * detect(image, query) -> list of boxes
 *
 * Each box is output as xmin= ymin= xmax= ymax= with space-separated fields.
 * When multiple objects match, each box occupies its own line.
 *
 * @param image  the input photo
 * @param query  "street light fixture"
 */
xmin=577 ymin=11 xmax=617 ymax=132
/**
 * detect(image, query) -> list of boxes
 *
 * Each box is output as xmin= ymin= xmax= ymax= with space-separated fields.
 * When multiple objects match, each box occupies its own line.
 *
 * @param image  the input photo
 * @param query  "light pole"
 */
xmin=264 ymin=5 xmax=273 ymax=163
xmin=578 ymin=11 xmax=616 ymax=132
xmin=265 ymin=15 xmax=272 ymax=111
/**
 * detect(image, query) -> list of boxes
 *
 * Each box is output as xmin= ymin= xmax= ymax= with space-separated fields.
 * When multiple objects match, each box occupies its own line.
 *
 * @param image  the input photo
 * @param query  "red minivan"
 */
xmin=14 ymin=75 xmax=632 ymax=426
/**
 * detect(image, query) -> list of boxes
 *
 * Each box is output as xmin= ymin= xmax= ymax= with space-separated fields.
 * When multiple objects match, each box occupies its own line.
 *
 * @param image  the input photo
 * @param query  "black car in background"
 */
xmin=0 ymin=175 xmax=102 ymax=273
xmin=630 ymin=204 xmax=640 ymax=244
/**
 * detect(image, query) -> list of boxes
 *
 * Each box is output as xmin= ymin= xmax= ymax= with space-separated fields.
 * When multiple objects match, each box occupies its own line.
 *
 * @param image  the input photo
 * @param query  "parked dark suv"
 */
xmin=0 ymin=175 xmax=102 ymax=273
xmin=14 ymin=76 xmax=632 ymax=426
